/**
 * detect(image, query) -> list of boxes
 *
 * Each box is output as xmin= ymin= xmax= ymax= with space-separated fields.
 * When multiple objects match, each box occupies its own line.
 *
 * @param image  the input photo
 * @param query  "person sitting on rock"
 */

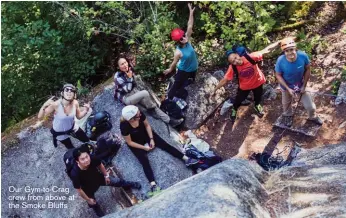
xmin=38 ymin=84 xmax=91 ymax=149
xmin=213 ymin=41 xmax=279 ymax=121
xmin=275 ymin=37 xmax=323 ymax=127
xmin=163 ymin=3 xmax=198 ymax=100
xmin=120 ymin=105 xmax=198 ymax=193
xmin=70 ymin=143 xmax=141 ymax=217
xmin=114 ymin=57 xmax=183 ymax=127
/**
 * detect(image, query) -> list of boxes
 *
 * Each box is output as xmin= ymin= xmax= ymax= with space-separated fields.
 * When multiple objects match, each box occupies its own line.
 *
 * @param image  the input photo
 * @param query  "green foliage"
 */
xmin=331 ymin=66 xmax=346 ymax=95
xmin=285 ymin=2 xmax=319 ymax=22
xmin=198 ymin=2 xmax=284 ymax=50
xmin=1 ymin=2 xmax=103 ymax=130
xmin=296 ymin=29 xmax=327 ymax=59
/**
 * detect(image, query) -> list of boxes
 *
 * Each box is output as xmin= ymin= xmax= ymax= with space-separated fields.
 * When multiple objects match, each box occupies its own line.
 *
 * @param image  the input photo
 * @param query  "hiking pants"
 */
xmin=85 ymin=176 xmax=134 ymax=207
xmin=233 ymin=85 xmax=263 ymax=110
xmin=60 ymin=128 xmax=89 ymax=149
xmin=167 ymin=69 xmax=196 ymax=100
xmin=128 ymin=132 xmax=184 ymax=183
xmin=281 ymin=90 xmax=316 ymax=118
xmin=124 ymin=90 xmax=170 ymax=123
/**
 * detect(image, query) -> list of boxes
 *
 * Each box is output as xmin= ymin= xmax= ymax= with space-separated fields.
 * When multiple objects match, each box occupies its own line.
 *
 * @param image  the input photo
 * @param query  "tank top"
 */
xmin=177 ymin=42 xmax=198 ymax=72
xmin=52 ymin=100 xmax=76 ymax=141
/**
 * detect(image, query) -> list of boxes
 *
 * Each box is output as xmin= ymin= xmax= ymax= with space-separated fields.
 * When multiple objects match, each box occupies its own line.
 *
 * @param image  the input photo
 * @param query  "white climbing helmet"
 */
xmin=122 ymin=105 xmax=139 ymax=121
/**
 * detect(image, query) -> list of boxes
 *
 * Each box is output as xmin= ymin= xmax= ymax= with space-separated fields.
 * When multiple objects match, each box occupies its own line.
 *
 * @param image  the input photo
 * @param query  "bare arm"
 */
xmin=186 ymin=3 xmax=195 ymax=39
xmin=123 ymin=134 xmax=148 ymax=150
xmin=75 ymin=101 xmax=90 ymax=119
xmin=97 ymin=163 xmax=108 ymax=177
xmin=213 ymin=78 xmax=229 ymax=93
xmin=143 ymin=118 xmax=154 ymax=139
xmin=258 ymin=41 xmax=280 ymax=56
xmin=275 ymin=72 xmax=295 ymax=96
xmin=302 ymin=64 xmax=311 ymax=89
xmin=37 ymin=99 xmax=57 ymax=120
xmin=76 ymin=189 xmax=96 ymax=205
xmin=163 ymin=50 xmax=182 ymax=75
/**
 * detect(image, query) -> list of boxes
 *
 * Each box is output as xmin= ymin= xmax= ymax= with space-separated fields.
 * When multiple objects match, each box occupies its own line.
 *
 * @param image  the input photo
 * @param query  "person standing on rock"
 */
xmin=120 ymin=105 xmax=198 ymax=193
xmin=70 ymin=143 xmax=141 ymax=217
xmin=37 ymin=84 xmax=91 ymax=149
xmin=163 ymin=3 xmax=198 ymax=100
xmin=114 ymin=57 xmax=183 ymax=127
xmin=275 ymin=37 xmax=323 ymax=127
xmin=213 ymin=42 xmax=280 ymax=121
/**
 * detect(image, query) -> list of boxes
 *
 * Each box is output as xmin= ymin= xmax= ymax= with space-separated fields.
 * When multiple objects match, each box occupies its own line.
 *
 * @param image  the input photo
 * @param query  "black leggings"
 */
xmin=233 ymin=85 xmax=263 ymax=110
xmin=167 ymin=69 xmax=196 ymax=99
xmin=128 ymin=132 xmax=184 ymax=183
xmin=59 ymin=128 xmax=89 ymax=149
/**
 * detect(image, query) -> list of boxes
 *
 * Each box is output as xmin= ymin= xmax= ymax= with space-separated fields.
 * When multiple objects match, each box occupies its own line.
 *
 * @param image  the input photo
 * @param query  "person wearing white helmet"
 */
xmin=114 ymin=57 xmax=183 ymax=127
xmin=37 ymin=84 xmax=91 ymax=148
xmin=120 ymin=105 xmax=198 ymax=193
xmin=275 ymin=37 xmax=323 ymax=127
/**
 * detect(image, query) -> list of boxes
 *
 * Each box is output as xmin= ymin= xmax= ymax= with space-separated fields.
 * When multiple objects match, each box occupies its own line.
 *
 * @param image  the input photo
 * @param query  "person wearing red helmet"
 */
xmin=275 ymin=37 xmax=323 ymax=127
xmin=163 ymin=3 xmax=198 ymax=100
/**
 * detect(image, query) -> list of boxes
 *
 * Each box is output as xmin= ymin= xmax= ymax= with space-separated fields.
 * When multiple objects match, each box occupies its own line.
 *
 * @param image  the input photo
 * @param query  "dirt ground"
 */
xmin=194 ymin=3 xmax=346 ymax=161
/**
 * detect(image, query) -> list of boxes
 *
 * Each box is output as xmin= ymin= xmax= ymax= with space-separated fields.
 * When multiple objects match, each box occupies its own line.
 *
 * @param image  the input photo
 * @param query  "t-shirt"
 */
xmin=70 ymin=157 xmax=104 ymax=196
xmin=275 ymin=50 xmax=310 ymax=90
xmin=120 ymin=112 xmax=149 ymax=145
xmin=224 ymin=52 xmax=266 ymax=90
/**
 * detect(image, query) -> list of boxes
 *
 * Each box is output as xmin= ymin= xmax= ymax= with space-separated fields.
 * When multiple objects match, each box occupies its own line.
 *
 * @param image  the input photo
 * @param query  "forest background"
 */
xmin=2 ymin=1 xmax=345 ymax=131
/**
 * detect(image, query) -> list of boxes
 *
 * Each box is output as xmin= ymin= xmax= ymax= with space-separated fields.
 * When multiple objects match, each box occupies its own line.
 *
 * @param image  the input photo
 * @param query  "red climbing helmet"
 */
xmin=171 ymin=28 xmax=185 ymax=41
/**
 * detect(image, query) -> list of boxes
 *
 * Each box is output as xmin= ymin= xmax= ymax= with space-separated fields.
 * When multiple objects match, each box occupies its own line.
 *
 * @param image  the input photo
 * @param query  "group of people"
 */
xmin=37 ymin=3 xmax=323 ymax=217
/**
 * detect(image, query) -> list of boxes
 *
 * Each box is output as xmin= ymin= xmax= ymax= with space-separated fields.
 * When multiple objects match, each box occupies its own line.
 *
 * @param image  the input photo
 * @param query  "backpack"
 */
xmin=185 ymin=145 xmax=222 ymax=171
xmin=86 ymin=111 xmax=112 ymax=140
xmin=93 ymin=134 xmax=122 ymax=166
xmin=160 ymin=99 xmax=184 ymax=119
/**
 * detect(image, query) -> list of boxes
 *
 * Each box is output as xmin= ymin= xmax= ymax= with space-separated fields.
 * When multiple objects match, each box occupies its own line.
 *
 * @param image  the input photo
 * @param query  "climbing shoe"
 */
xmin=254 ymin=104 xmax=264 ymax=118
xmin=185 ymin=157 xmax=199 ymax=167
xmin=307 ymin=116 xmax=323 ymax=125
xmin=147 ymin=185 xmax=162 ymax=198
xmin=230 ymin=108 xmax=237 ymax=121
xmin=283 ymin=116 xmax=293 ymax=127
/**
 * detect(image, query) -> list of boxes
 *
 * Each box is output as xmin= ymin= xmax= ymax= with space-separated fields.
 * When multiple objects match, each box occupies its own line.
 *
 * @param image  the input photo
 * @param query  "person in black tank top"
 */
xmin=120 ymin=105 xmax=198 ymax=193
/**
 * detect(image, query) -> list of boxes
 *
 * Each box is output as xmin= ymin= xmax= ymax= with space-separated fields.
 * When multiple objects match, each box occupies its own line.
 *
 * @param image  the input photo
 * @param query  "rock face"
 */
xmin=335 ymin=82 xmax=346 ymax=105
xmin=184 ymin=72 xmax=228 ymax=129
xmin=105 ymin=143 xmax=346 ymax=218
xmin=105 ymin=159 xmax=271 ymax=218
xmin=1 ymin=80 xmax=193 ymax=217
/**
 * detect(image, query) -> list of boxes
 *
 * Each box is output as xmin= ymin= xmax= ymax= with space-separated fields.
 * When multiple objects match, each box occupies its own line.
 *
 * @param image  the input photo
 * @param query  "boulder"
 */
xmin=184 ymin=73 xmax=228 ymax=129
xmin=105 ymin=143 xmax=346 ymax=218
xmin=335 ymin=82 xmax=346 ymax=105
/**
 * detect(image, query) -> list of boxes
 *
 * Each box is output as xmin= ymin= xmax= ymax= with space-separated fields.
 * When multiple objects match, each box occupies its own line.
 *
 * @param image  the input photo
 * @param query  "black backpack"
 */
xmin=160 ymin=99 xmax=184 ymax=119
xmin=86 ymin=111 xmax=112 ymax=140
xmin=185 ymin=145 xmax=222 ymax=171
xmin=93 ymin=134 xmax=122 ymax=166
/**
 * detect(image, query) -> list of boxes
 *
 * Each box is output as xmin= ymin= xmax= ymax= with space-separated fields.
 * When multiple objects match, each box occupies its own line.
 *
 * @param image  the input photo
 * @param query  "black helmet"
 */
xmin=94 ymin=111 xmax=111 ymax=125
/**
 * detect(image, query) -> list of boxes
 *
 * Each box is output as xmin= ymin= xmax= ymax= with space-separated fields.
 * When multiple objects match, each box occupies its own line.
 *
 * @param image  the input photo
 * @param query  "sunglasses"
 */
xmin=179 ymin=34 xmax=186 ymax=42
xmin=64 ymin=87 xmax=76 ymax=93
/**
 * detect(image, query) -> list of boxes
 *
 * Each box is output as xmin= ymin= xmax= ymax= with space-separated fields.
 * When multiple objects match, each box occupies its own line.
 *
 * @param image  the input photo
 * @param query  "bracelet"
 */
xmin=104 ymin=173 xmax=109 ymax=178
xmin=150 ymin=138 xmax=153 ymax=140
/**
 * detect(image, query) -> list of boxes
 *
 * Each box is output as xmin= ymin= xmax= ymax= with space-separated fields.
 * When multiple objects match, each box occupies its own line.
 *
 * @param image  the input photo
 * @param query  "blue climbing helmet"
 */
xmin=225 ymin=44 xmax=248 ymax=58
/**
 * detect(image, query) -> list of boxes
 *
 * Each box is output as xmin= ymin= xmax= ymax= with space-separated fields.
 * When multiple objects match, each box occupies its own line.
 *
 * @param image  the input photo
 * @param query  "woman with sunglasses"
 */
xmin=163 ymin=3 xmax=198 ymax=100
xmin=38 ymin=84 xmax=91 ymax=149
xmin=120 ymin=105 xmax=197 ymax=193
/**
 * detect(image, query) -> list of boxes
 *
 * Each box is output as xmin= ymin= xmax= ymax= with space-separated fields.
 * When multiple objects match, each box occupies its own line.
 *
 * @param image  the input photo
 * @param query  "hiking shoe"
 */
xmin=185 ymin=157 xmax=199 ymax=167
xmin=254 ymin=104 xmax=264 ymax=118
xmin=307 ymin=116 xmax=323 ymax=126
xmin=169 ymin=118 xmax=184 ymax=127
xmin=283 ymin=116 xmax=293 ymax=127
xmin=230 ymin=108 xmax=237 ymax=121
